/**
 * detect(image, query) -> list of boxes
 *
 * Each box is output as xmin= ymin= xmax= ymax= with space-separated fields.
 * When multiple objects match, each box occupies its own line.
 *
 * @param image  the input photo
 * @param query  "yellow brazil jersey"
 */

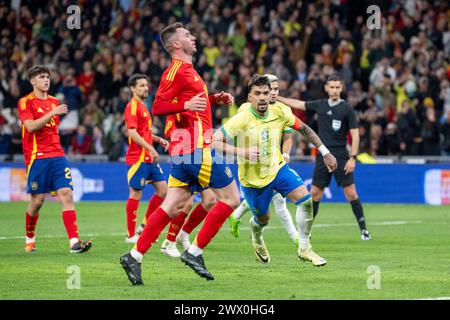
xmin=238 ymin=102 xmax=294 ymax=134
xmin=222 ymin=102 xmax=297 ymax=188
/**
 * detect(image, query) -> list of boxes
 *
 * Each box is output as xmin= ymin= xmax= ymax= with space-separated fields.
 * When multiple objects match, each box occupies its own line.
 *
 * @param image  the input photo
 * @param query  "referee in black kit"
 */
xmin=278 ymin=74 xmax=371 ymax=240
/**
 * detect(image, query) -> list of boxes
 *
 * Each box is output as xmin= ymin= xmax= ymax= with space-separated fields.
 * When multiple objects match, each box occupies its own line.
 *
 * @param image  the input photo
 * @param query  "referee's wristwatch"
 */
xmin=350 ymin=154 xmax=357 ymax=160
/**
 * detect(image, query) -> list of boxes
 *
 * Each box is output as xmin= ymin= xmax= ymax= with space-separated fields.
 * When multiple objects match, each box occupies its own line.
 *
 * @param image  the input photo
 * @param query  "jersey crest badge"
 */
xmin=225 ymin=166 xmax=233 ymax=179
xmin=332 ymin=119 xmax=341 ymax=131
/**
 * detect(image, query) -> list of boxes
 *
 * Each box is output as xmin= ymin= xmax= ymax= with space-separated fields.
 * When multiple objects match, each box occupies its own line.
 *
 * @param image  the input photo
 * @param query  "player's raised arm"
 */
xmin=290 ymin=116 xmax=337 ymax=172
xmin=22 ymin=103 xmax=68 ymax=133
xmin=277 ymin=96 xmax=306 ymax=111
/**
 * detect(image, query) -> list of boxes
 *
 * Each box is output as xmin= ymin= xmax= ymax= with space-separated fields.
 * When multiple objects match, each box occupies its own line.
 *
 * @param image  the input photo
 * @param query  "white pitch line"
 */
xmin=239 ymin=220 xmax=423 ymax=231
xmin=415 ymin=297 xmax=450 ymax=300
xmin=0 ymin=220 xmax=422 ymax=241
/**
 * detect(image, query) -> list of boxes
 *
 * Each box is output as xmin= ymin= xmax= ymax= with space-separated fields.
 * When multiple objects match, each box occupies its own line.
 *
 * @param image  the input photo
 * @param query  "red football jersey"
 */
xmin=153 ymin=59 xmax=214 ymax=156
xmin=18 ymin=93 xmax=65 ymax=166
xmin=164 ymin=114 xmax=176 ymax=139
xmin=124 ymin=98 xmax=154 ymax=165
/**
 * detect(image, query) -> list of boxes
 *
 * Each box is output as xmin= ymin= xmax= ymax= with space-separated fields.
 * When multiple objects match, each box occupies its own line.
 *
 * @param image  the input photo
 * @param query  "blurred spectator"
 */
xmin=92 ymin=126 xmax=106 ymax=155
xmin=397 ymin=100 xmax=422 ymax=155
xmin=379 ymin=123 xmax=401 ymax=156
xmin=70 ymin=125 xmax=92 ymax=155
xmin=421 ymin=107 xmax=441 ymax=155
xmin=0 ymin=0 xmax=448 ymax=160
xmin=0 ymin=114 xmax=10 ymax=155
xmin=442 ymin=111 xmax=450 ymax=156
xmin=58 ymin=74 xmax=82 ymax=111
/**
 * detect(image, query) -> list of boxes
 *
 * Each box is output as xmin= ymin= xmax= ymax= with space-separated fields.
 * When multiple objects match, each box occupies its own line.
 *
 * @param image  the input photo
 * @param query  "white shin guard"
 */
xmin=271 ymin=193 xmax=298 ymax=242
xmin=296 ymin=196 xmax=313 ymax=250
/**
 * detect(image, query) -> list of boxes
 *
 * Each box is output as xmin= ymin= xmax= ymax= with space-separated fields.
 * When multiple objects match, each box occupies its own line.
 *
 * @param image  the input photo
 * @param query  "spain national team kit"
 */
xmin=124 ymin=98 xmax=166 ymax=189
xmin=18 ymin=92 xmax=89 ymax=253
xmin=18 ymin=93 xmax=72 ymax=194
xmin=123 ymin=97 xmax=166 ymax=240
xmin=154 ymin=59 xmax=234 ymax=192
xmin=120 ymin=59 xmax=237 ymax=284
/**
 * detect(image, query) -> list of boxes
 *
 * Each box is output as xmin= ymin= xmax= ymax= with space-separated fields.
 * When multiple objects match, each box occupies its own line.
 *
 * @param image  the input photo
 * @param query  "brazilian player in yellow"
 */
xmin=213 ymin=75 xmax=337 ymax=266
xmin=229 ymin=74 xmax=299 ymax=247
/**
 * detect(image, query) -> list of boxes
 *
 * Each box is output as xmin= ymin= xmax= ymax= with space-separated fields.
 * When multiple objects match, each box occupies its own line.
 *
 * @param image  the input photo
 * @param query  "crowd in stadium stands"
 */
xmin=0 ymin=0 xmax=449 ymax=160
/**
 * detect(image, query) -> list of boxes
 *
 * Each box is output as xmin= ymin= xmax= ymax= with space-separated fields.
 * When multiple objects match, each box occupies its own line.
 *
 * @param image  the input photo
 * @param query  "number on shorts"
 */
xmin=65 ymin=167 xmax=72 ymax=180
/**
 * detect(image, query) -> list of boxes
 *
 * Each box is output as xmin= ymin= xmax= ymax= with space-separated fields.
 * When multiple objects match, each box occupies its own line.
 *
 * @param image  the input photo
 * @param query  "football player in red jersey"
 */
xmin=120 ymin=23 xmax=242 ymax=285
xmin=159 ymin=115 xmax=217 ymax=258
xmin=18 ymin=65 xmax=92 ymax=253
xmin=123 ymin=74 xmax=170 ymax=244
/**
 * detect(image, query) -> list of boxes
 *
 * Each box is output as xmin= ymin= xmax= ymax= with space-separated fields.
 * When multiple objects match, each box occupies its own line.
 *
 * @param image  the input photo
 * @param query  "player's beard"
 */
xmin=257 ymin=102 xmax=268 ymax=113
xmin=139 ymin=92 xmax=148 ymax=100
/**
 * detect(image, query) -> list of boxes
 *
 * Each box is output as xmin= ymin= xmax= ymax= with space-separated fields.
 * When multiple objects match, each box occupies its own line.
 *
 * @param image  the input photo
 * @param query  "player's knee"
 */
xmin=32 ymin=197 xmax=45 ymax=208
xmin=201 ymin=195 xmax=216 ymax=211
xmin=222 ymin=192 xmax=241 ymax=209
xmin=163 ymin=199 xmax=187 ymax=218
xmin=345 ymin=190 xmax=358 ymax=202
xmin=310 ymin=189 xmax=323 ymax=202
xmin=30 ymin=196 xmax=45 ymax=213
xmin=228 ymin=197 xmax=241 ymax=209
xmin=129 ymin=189 xmax=142 ymax=200
xmin=58 ymin=188 xmax=74 ymax=204
xmin=256 ymin=214 xmax=270 ymax=225
xmin=155 ymin=188 xmax=167 ymax=199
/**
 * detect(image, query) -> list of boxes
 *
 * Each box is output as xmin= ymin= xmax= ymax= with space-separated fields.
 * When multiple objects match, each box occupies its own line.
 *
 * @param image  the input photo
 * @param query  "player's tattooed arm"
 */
xmin=296 ymin=120 xmax=337 ymax=172
xmin=298 ymin=122 xmax=322 ymax=148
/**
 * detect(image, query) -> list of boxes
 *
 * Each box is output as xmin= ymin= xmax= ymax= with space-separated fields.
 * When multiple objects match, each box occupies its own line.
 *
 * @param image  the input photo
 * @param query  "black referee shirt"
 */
xmin=305 ymin=99 xmax=358 ymax=150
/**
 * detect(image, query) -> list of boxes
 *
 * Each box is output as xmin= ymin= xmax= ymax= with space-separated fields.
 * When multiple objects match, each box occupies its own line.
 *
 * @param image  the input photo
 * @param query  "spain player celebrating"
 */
xmin=213 ymin=75 xmax=337 ymax=266
xmin=18 ymin=65 xmax=92 ymax=253
xmin=120 ymin=22 xmax=241 ymax=285
xmin=123 ymin=74 xmax=169 ymax=244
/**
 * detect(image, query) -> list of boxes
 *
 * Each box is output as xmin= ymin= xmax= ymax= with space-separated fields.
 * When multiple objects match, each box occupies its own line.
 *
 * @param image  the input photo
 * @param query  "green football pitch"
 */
xmin=0 ymin=201 xmax=449 ymax=300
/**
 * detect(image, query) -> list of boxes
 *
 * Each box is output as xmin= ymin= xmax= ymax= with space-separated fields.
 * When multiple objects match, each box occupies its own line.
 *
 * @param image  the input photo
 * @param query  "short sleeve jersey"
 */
xmin=222 ymin=102 xmax=297 ymax=188
xmin=124 ymin=98 xmax=154 ymax=165
xmin=238 ymin=102 xmax=294 ymax=134
xmin=305 ymin=99 xmax=358 ymax=149
xmin=18 ymin=93 xmax=65 ymax=166
xmin=154 ymin=59 xmax=212 ymax=156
